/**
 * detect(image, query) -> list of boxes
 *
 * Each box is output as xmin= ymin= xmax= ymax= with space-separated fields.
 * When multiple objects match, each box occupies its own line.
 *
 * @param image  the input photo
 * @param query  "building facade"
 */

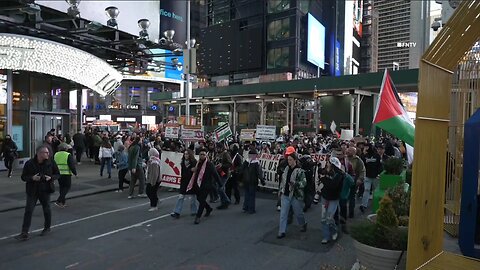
xmin=198 ymin=0 xmax=347 ymax=85
xmin=360 ymin=0 xmax=379 ymax=74
xmin=374 ymin=0 xmax=430 ymax=70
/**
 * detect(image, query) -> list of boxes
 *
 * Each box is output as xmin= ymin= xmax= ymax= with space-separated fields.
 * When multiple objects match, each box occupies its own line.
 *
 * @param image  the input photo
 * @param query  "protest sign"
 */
xmin=165 ymin=125 xmax=180 ymax=139
xmin=311 ymin=153 xmax=331 ymax=168
xmin=240 ymin=129 xmax=256 ymax=141
xmin=181 ymin=127 xmax=205 ymax=141
xmin=256 ymin=125 xmax=276 ymax=141
xmin=258 ymin=153 xmax=282 ymax=190
xmin=340 ymin=129 xmax=354 ymax=141
xmin=160 ymin=151 xmax=198 ymax=189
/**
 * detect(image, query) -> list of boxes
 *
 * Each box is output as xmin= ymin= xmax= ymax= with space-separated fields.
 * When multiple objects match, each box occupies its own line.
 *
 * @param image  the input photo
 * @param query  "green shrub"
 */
xmin=383 ymin=157 xmax=404 ymax=175
xmin=386 ymin=182 xmax=411 ymax=219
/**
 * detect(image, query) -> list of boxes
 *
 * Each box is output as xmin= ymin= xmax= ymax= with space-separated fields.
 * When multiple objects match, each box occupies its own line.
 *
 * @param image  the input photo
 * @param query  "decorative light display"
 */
xmin=0 ymin=33 xmax=122 ymax=96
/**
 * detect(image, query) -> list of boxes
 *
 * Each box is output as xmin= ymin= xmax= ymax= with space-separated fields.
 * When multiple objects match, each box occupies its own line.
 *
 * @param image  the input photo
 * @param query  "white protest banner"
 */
xmin=181 ymin=127 xmax=205 ymax=141
xmin=330 ymin=121 xmax=337 ymax=134
xmin=256 ymin=125 xmax=276 ymax=141
xmin=159 ymin=151 xmax=182 ymax=189
xmin=258 ymin=153 xmax=282 ymax=190
xmin=340 ymin=129 xmax=354 ymax=141
xmin=165 ymin=125 xmax=180 ymax=139
xmin=240 ymin=129 xmax=256 ymax=141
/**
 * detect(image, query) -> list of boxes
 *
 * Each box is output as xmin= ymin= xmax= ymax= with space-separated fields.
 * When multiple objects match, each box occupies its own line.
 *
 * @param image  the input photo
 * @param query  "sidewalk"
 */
xmin=0 ymin=158 xmax=120 ymax=212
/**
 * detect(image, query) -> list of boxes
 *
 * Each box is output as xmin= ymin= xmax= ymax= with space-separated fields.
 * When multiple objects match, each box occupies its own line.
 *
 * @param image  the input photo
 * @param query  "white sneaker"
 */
xmin=137 ymin=194 xmax=147 ymax=198
xmin=332 ymin=233 xmax=338 ymax=241
xmin=127 ymin=196 xmax=133 ymax=199
xmin=276 ymin=206 xmax=281 ymax=211
xmin=321 ymin=239 xmax=328 ymax=244
xmin=77 ymin=162 xmax=82 ymax=165
xmin=148 ymin=207 xmax=158 ymax=212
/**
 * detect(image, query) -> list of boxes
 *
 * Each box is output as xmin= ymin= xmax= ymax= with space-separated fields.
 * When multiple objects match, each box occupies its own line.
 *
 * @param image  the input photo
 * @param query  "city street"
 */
xmin=0 ymin=188 xmax=358 ymax=270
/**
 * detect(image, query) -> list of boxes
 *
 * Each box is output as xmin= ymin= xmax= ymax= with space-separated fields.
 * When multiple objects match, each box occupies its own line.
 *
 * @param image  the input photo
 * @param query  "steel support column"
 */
xmin=233 ymin=100 xmax=237 ymax=135
xmin=350 ymin=95 xmax=354 ymax=131
xmin=6 ymin=70 xmax=12 ymax=135
xmin=355 ymin=94 xmax=361 ymax=135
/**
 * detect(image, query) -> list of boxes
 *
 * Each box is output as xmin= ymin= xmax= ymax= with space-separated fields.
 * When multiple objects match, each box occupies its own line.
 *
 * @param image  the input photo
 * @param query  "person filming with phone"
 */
xmin=15 ymin=146 xmax=60 ymax=241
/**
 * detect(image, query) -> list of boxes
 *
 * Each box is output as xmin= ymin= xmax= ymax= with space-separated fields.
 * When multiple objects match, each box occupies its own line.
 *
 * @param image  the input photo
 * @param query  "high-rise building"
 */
xmin=360 ymin=0 xmax=378 ymax=73
xmin=374 ymin=0 xmax=430 ymax=70
xmin=198 ymin=0 xmax=347 ymax=84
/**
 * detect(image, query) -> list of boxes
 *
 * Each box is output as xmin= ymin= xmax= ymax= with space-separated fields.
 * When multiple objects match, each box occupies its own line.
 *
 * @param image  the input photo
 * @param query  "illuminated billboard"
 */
xmin=307 ymin=13 xmax=325 ymax=69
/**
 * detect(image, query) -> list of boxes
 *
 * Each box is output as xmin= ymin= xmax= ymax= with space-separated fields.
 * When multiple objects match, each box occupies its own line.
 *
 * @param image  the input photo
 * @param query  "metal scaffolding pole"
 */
xmin=233 ymin=101 xmax=237 ymax=135
xmin=200 ymin=102 xmax=204 ymax=126
xmin=260 ymin=100 xmax=265 ymax=125
xmin=290 ymin=99 xmax=294 ymax=135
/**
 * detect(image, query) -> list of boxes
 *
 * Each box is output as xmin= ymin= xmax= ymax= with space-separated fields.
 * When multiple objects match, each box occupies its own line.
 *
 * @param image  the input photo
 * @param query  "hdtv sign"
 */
xmin=307 ymin=13 xmax=325 ymax=70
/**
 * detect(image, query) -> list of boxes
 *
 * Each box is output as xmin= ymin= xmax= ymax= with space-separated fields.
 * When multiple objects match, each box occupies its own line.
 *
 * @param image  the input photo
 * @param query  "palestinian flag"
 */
xmin=373 ymin=69 xmax=415 ymax=151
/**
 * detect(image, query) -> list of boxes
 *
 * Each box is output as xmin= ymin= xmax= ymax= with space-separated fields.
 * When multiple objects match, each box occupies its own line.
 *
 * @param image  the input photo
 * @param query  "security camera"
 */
xmin=431 ymin=20 xmax=441 ymax=31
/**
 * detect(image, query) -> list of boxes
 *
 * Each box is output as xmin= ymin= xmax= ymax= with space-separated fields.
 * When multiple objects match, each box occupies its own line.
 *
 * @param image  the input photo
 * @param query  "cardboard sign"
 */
xmin=258 ymin=153 xmax=282 ymax=190
xmin=214 ymin=123 xmax=232 ymax=142
xmin=165 ymin=125 xmax=180 ymax=139
xmin=311 ymin=153 xmax=331 ymax=168
xmin=240 ymin=129 xmax=256 ymax=141
xmin=256 ymin=125 xmax=276 ymax=141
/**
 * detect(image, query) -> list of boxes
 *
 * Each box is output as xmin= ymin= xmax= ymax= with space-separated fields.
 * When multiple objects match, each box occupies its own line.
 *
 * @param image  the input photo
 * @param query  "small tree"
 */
xmin=383 ymin=157 xmax=404 ymax=175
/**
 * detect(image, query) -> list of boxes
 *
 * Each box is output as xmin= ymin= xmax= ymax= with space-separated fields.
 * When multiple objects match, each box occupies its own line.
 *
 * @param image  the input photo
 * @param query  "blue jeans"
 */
xmin=217 ymin=176 xmax=231 ymax=205
xmin=243 ymin=184 xmax=256 ymax=213
xmin=100 ymin=157 xmax=112 ymax=176
xmin=321 ymin=198 xmax=339 ymax=241
xmin=279 ymin=195 xmax=306 ymax=234
xmin=173 ymin=194 xmax=198 ymax=215
xmin=362 ymin=177 xmax=376 ymax=207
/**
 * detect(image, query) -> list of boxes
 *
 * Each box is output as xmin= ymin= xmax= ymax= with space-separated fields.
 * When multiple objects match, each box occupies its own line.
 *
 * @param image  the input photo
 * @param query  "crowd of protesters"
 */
xmin=6 ymin=126 xmax=408 ymax=242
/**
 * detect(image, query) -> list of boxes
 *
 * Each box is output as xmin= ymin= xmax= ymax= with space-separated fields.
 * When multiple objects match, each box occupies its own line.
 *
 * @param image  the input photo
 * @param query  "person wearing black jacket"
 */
xmin=320 ymin=157 xmax=344 ymax=244
xmin=1 ymin=134 xmax=18 ymax=177
xmin=187 ymin=149 xmax=221 ymax=225
xmin=359 ymin=143 xmax=383 ymax=212
xmin=15 ymin=146 xmax=60 ymax=241
xmin=72 ymin=130 xmax=86 ymax=164
xmin=171 ymin=149 xmax=198 ymax=218
xmin=241 ymin=149 xmax=265 ymax=214
xmin=226 ymin=144 xmax=242 ymax=204
xmin=299 ymin=152 xmax=316 ymax=212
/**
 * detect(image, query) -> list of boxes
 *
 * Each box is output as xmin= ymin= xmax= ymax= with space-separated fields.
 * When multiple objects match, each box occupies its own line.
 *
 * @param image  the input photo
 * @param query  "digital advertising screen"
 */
xmin=307 ymin=13 xmax=325 ymax=69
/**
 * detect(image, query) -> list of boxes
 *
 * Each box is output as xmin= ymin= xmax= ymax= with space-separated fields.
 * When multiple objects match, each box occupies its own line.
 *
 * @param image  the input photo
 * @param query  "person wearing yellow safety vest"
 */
xmin=53 ymin=143 xmax=77 ymax=208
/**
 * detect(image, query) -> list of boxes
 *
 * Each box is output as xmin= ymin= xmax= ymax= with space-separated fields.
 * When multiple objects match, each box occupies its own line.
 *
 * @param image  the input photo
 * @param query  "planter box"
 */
xmin=353 ymin=239 xmax=406 ymax=270
xmin=379 ymin=170 xmax=406 ymax=190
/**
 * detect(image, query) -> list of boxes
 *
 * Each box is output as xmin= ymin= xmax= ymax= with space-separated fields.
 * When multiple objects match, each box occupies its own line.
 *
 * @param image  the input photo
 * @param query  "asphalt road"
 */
xmin=0 ymin=190 xmax=357 ymax=270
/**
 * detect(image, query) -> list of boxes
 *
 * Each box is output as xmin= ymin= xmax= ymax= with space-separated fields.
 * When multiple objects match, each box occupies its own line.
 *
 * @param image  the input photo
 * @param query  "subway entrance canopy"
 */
xmin=150 ymin=69 xmax=419 ymax=101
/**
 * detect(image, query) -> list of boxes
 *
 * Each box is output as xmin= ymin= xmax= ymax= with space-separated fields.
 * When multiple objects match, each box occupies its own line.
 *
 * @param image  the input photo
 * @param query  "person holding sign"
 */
xmin=241 ymin=149 xmax=265 ymax=214
xmin=277 ymin=152 xmax=307 ymax=239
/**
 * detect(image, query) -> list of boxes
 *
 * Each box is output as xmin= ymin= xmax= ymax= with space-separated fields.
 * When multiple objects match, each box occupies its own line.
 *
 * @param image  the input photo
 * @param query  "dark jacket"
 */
xmin=180 ymin=158 xmax=197 ymax=195
xmin=21 ymin=157 xmax=60 ymax=196
xmin=193 ymin=160 xmax=221 ymax=192
xmin=320 ymin=168 xmax=343 ymax=201
xmin=241 ymin=160 xmax=264 ymax=187
xmin=1 ymin=139 xmax=18 ymax=159
xmin=362 ymin=153 xmax=383 ymax=178
xmin=72 ymin=132 xmax=86 ymax=149
xmin=215 ymin=150 xmax=232 ymax=178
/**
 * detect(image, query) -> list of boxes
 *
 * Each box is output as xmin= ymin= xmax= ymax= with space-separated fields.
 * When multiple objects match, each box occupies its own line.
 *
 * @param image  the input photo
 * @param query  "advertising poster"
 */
xmin=12 ymin=125 xmax=23 ymax=151
xmin=159 ymin=0 xmax=187 ymax=44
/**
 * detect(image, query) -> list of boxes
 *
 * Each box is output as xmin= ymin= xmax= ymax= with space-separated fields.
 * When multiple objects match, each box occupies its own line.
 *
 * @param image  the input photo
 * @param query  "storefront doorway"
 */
xmin=30 ymin=113 xmax=68 ymax=155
